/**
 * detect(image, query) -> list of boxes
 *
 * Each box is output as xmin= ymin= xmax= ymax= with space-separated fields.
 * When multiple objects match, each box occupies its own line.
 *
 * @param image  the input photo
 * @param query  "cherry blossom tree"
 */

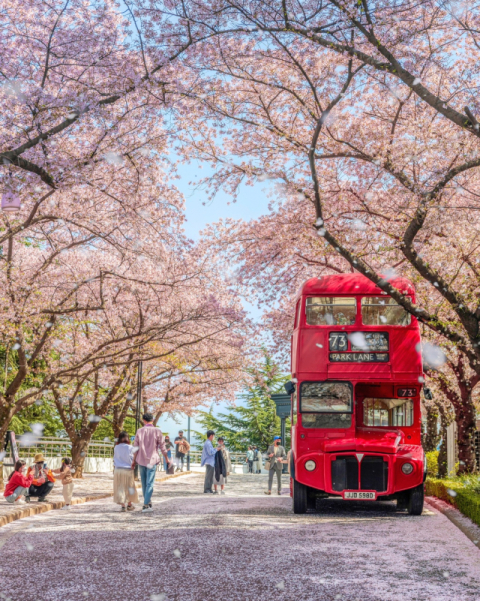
xmin=136 ymin=0 xmax=480 ymax=468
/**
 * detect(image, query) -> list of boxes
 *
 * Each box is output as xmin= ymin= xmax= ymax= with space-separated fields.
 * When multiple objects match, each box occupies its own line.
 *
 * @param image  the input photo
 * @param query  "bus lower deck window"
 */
xmin=363 ymin=398 xmax=414 ymax=427
xmin=362 ymin=297 xmax=411 ymax=326
xmin=306 ymin=297 xmax=356 ymax=326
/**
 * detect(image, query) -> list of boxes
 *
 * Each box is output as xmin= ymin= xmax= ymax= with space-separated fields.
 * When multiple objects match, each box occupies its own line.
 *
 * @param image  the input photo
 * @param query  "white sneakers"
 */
xmin=220 ymin=491 xmax=225 ymax=495
xmin=142 ymin=505 xmax=153 ymax=513
xmin=15 ymin=499 xmax=26 ymax=505
xmin=61 ymin=505 xmax=71 ymax=510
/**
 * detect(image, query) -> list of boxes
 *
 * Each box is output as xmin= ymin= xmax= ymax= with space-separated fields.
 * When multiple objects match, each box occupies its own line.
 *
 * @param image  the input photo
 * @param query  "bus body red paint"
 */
xmin=290 ymin=274 xmax=425 ymax=505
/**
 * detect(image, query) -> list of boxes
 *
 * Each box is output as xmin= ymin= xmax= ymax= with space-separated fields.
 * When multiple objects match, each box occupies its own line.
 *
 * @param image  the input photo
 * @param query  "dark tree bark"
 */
xmin=422 ymin=402 xmax=440 ymax=453
xmin=429 ymin=354 xmax=479 ymax=474
xmin=70 ymin=438 xmax=90 ymax=479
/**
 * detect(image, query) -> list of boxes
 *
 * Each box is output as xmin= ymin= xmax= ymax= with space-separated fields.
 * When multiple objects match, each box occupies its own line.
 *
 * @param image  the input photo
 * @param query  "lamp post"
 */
xmin=187 ymin=415 xmax=191 ymax=471
xmin=134 ymin=360 xmax=143 ymax=479
xmin=1 ymin=190 xmax=21 ymax=212
xmin=271 ymin=393 xmax=291 ymax=474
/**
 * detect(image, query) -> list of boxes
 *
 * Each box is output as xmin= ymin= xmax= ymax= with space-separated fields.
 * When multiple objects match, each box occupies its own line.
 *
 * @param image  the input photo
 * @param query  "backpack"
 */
xmin=253 ymin=449 xmax=259 ymax=461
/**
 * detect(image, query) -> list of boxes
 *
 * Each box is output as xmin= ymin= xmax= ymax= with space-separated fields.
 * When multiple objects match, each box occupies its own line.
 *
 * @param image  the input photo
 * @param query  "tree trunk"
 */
xmin=438 ymin=438 xmax=448 ymax=478
xmin=422 ymin=403 xmax=440 ymax=452
xmin=70 ymin=438 xmax=90 ymax=479
xmin=455 ymin=397 xmax=477 ymax=474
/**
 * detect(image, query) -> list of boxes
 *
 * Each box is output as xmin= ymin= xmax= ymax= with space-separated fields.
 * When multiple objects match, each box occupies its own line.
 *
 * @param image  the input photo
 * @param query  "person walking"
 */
xmin=163 ymin=436 xmax=173 ymax=472
xmin=201 ymin=430 xmax=218 ymax=493
xmin=246 ymin=446 xmax=254 ymax=473
xmin=132 ymin=413 xmax=172 ymax=513
xmin=52 ymin=457 xmax=74 ymax=510
xmin=264 ymin=436 xmax=287 ymax=496
xmin=113 ymin=431 xmax=139 ymax=512
xmin=174 ymin=430 xmax=190 ymax=472
xmin=213 ymin=437 xmax=232 ymax=495
xmin=253 ymin=446 xmax=262 ymax=474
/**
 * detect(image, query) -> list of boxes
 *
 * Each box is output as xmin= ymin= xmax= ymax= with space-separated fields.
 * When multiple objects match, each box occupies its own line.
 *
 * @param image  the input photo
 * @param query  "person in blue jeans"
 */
xmin=201 ymin=430 xmax=218 ymax=493
xmin=132 ymin=413 xmax=172 ymax=513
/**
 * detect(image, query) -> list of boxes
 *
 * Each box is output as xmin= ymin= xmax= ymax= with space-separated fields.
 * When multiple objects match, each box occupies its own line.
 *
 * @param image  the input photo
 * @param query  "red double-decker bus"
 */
xmin=287 ymin=273 xmax=426 ymax=515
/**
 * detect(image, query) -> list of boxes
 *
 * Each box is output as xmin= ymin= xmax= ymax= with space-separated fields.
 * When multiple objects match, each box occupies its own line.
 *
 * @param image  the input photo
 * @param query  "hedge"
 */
xmin=426 ymin=477 xmax=480 ymax=528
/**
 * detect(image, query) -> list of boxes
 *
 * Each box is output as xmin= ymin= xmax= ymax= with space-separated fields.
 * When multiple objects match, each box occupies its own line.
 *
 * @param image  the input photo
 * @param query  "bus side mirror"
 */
xmin=424 ymin=387 xmax=433 ymax=400
xmin=284 ymin=381 xmax=296 ymax=395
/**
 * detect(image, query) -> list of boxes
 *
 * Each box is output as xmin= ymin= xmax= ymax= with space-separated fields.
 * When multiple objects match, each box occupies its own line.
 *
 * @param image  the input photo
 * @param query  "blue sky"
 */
xmin=156 ymin=162 xmax=272 ymax=440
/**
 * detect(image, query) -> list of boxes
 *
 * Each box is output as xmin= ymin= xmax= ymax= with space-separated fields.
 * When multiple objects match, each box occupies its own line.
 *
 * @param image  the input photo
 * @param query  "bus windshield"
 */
xmin=306 ymin=297 xmax=356 ymax=326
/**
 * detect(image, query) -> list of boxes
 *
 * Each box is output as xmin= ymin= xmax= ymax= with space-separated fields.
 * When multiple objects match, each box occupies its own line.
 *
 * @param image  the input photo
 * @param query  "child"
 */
xmin=4 ymin=460 xmax=34 ymax=504
xmin=53 ymin=457 xmax=74 ymax=510
xmin=113 ymin=431 xmax=139 ymax=511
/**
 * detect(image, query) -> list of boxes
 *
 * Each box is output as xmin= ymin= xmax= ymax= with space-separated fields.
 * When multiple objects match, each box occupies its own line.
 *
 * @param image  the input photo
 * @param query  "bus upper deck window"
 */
xmin=306 ymin=297 xmax=356 ymax=326
xmin=363 ymin=398 xmax=414 ymax=427
xmin=361 ymin=297 xmax=411 ymax=326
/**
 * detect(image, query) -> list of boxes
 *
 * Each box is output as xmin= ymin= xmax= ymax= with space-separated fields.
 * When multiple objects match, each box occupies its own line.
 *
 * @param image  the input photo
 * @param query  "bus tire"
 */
xmin=407 ymin=484 xmax=424 ymax=515
xmin=292 ymin=478 xmax=308 ymax=514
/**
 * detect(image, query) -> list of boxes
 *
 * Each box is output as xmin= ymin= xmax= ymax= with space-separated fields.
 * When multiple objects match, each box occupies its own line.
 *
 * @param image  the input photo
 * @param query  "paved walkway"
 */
xmin=0 ymin=471 xmax=187 ymax=526
xmin=0 ymin=473 xmax=479 ymax=600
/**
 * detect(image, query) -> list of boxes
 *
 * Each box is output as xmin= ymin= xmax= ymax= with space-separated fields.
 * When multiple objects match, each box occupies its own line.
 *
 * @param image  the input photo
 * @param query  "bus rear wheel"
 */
xmin=292 ymin=479 xmax=308 ymax=514
xmin=407 ymin=484 xmax=424 ymax=515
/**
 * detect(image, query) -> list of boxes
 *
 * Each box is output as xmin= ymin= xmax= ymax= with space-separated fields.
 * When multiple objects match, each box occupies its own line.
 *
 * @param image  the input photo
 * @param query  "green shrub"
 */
xmin=425 ymin=451 xmax=439 ymax=478
xmin=426 ymin=477 xmax=480 ymax=528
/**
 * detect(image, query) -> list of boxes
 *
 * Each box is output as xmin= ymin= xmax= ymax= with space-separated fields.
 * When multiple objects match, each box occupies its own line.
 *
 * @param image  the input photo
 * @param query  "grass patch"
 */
xmin=426 ymin=475 xmax=480 ymax=528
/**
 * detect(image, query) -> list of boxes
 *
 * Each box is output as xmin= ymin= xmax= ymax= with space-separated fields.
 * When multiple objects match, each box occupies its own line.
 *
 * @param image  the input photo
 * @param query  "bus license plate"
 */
xmin=343 ymin=491 xmax=376 ymax=500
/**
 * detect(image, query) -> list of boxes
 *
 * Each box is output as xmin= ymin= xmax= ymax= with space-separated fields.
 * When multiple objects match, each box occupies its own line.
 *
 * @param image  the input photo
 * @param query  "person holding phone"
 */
xmin=25 ymin=453 xmax=55 ymax=502
xmin=264 ymin=437 xmax=286 ymax=496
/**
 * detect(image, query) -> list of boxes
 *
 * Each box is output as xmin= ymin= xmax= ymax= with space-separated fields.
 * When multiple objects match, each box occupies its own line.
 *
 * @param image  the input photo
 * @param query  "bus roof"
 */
xmin=297 ymin=273 xmax=415 ymax=298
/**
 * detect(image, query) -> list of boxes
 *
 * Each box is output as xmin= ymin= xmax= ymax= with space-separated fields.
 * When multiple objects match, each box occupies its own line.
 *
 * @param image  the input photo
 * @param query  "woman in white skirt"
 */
xmin=113 ymin=431 xmax=139 ymax=511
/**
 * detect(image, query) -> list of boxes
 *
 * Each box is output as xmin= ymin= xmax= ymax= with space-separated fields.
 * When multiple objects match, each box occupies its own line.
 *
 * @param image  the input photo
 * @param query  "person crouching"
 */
xmin=3 ymin=460 xmax=34 ymax=505
xmin=26 ymin=454 xmax=55 ymax=502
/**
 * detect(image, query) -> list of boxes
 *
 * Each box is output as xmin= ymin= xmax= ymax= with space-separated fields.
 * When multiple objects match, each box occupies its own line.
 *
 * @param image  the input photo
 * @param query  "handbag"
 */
xmin=264 ymin=459 xmax=272 ymax=470
xmin=167 ymin=463 xmax=175 ymax=475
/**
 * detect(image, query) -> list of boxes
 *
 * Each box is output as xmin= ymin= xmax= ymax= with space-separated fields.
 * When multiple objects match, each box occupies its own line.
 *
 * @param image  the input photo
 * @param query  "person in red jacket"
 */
xmin=4 ymin=460 xmax=33 ymax=504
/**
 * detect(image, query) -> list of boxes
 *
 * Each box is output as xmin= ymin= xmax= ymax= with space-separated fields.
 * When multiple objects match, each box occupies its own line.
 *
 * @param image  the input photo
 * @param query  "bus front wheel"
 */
xmin=292 ymin=479 xmax=308 ymax=514
xmin=407 ymin=484 xmax=424 ymax=515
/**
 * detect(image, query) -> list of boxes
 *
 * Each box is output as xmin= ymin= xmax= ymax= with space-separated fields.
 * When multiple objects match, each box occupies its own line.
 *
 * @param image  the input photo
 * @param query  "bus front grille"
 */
xmin=360 ymin=456 xmax=388 ymax=492
xmin=331 ymin=455 xmax=358 ymax=491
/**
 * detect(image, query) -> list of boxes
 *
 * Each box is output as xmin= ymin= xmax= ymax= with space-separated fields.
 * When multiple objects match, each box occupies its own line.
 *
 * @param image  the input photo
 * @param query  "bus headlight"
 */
xmin=401 ymin=462 xmax=414 ymax=475
xmin=305 ymin=460 xmax=316 ymax=471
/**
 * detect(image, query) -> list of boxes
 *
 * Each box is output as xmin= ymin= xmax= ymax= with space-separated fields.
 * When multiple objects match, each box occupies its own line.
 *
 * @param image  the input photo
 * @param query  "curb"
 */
xmin=155 ymin=471 xmax=192 ymax=483
xmin=426 ymin=496 xmax=480 ymax=549
xmin=0 ymin=493 xmax=112 ymax=528
xmin=0 ymin=471 xmax=194 ymax=528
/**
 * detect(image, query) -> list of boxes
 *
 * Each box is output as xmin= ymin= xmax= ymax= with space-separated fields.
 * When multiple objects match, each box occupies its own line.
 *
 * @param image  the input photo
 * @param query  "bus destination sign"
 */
xmin=330 ymin=352 xmax=389 ymax=363
xmin=351 ymin=332 xmax=389 ymax=352
xmin=329 ymin=332 xmax=389 ymax=352
xmin=397 ymin=387 xmax=417 ymax=397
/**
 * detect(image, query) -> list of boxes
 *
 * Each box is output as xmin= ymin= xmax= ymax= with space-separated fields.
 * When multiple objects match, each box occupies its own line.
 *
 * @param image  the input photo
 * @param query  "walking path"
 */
xmin=0 ymin=473 xmax=479 ymax=600
xmin=0 ymin=471 xmax=189 ymax=527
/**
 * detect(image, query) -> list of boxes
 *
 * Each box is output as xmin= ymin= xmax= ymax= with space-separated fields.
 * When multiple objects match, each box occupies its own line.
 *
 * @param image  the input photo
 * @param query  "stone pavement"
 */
xmin=0 ymin=473 xmax=479 ymax=601
xmin=0 ymin=471 xmax=189 ymax=527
